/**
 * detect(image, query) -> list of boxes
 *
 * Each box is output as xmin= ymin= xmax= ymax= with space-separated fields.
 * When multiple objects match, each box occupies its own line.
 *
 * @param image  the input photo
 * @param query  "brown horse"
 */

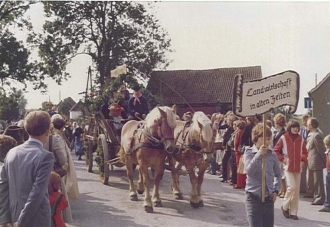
xmin=118 ymin=106 xmax=178 ymax=213
xmin=170 ymin=111 xmax=215 ymax=208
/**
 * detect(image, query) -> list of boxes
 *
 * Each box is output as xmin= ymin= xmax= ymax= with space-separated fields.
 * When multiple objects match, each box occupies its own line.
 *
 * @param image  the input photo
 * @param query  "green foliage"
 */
xmin=41 ymin=101 xmax=53 ymax=111
xmin=0 ymin=1 xmax=44 ymax=90
xmin=38 ymin=1 xmax=172 ymax=90
xmin=0 ymin=91 xmax=19 ymax=120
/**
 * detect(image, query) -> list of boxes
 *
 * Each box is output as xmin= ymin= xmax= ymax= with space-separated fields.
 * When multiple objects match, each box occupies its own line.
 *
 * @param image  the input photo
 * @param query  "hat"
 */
xmin=132 ymin=85 xmax=141 ymax=92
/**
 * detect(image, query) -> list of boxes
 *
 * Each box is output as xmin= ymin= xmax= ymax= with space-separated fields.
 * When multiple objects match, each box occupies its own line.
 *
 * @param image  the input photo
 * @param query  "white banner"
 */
xmin=233 ymin=71 xmax=300 ymax=117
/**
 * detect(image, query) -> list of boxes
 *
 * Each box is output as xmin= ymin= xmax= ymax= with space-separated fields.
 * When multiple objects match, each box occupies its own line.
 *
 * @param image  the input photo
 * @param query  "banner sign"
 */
xmin=232 ymin=70 xmax=300 ymax=117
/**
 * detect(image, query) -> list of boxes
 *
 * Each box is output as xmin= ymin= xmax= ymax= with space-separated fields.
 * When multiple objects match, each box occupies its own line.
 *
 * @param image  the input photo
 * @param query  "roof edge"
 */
xmin=308 ymin=72 xmax=330 ymax=95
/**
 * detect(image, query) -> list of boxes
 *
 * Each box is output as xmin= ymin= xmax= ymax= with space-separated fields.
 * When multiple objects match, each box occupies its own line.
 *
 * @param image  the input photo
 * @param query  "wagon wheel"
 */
xmin=87 ymin=140 xmax=94 ymax=173
xmin=98 ymin=134 xmax=109 ymax=185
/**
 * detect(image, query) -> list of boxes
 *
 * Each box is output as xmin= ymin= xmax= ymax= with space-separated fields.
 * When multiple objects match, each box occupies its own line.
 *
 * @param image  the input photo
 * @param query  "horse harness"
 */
xmin=128 ymin=121 xmax=166 ymax=154
xmin=175 ymin=121 xmax=203 ymax=154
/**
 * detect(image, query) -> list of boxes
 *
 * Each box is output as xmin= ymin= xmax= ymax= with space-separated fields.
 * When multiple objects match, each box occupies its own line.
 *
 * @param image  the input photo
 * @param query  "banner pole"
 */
xmin=261 ymin=113 xmax=267 ymax=203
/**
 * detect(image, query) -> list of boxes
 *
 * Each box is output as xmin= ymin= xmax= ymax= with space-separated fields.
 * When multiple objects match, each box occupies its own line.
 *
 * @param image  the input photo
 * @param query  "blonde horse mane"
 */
xmin=145 ymin=106 xmax=177 ymax=129
xmin=190 ymin=111 xmax=213 ymax=142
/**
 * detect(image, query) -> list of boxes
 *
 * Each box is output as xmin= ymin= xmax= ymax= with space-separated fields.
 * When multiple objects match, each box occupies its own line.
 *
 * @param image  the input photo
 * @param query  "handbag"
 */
xmin=237 ymin=155 xmax=245 ymax=174
xmin=49 ymin=135 xmax=67 ymax=177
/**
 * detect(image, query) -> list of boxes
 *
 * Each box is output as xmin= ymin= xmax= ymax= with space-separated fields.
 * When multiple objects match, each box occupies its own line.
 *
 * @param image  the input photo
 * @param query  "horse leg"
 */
xmin=126 ymin=158 xmax=138 ymax=201
xmin=152 ymin=163 xmax=165 ymax=207
xmin=170 ymin=159 xmax=183 ymax=200
xmin=140 ymin=164 xmax=153 ymax=213
xmin=137 ymin=168 xmax=144 ymax=194
xmin=196 ymin=162 xmax=209 ymax=207
xmin=187 ymin=165 xmax=199 ymax=208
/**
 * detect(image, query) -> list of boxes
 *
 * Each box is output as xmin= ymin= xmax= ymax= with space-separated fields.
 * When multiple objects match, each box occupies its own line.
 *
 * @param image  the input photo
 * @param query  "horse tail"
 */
xmin=118 ymin=146 xmax=126 ymax=163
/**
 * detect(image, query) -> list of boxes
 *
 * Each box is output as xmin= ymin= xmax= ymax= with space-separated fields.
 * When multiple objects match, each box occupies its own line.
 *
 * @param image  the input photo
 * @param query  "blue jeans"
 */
xmin=245 ymin=192 xmax=274 ymax=227
xmin=324 ymin=172 xmax=330 ymax=209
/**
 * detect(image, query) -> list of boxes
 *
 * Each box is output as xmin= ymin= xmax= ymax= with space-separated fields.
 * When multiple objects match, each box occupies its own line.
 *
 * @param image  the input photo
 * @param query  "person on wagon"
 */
xmin=244 ymin=123 xmax=281 ymax=227
xmin=127 ymin=85 xmax=148 ymax=120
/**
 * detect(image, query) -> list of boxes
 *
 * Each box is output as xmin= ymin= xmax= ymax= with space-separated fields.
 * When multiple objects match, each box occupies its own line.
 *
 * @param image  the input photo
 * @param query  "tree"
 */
xmin=38 ymin=1 xmax=172 ymax=90
xmin=10 ymin=88 xmax=27 ymax=117
xmin=0 ymin=1 xmax=44 ymax=90
xmin=0 ymin=91 xmax=19 ymax=121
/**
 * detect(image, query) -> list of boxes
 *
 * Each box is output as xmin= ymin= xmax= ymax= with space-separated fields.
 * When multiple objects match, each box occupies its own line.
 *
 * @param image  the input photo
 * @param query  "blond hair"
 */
xmin=324 ymin=135 xmax=330 ymax=148
xmin=251 ymin=123 xmax=272 ymax=144
xmin=273 ymin=113 xmax=286 ymax=127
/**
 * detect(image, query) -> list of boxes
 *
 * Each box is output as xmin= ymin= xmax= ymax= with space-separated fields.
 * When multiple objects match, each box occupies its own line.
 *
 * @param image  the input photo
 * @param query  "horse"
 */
xmin=169 ymin=111 xmax=216 ymax=208
xmin=118 ymin=106 xmax=178 ymax=213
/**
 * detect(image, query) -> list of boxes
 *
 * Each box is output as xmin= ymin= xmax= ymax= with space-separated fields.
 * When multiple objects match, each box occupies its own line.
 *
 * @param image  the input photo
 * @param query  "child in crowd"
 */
xmin=0 ymin=135 xmax=17 ymax=169
xmin=319 ymin=135 xmax=330 ymax=212
xmin=244 ymin=123 xmax=281 ymax=227
xmin=48 ymin=171 xmax=69 ymax=227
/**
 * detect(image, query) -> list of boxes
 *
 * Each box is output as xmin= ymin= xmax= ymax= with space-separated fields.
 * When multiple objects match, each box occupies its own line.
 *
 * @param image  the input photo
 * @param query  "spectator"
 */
xmin=273 ymin=119 xmax=308 ymax=220
xmin=306 ymin=117 xmax=326 ymax=205
xmin=272 ymin=113 xmax=287 ymax=198
xmin=319 ymin=135 xmax=330 ymax=212
xmin=244 ymin=123 xmax=281 ymax=227
xmin=220 ymin=115 xmax=236 ymax=183
xmin=48 ymin=172 xmax=69 ymax=227
xmin=0 ymin=110 xmax=54 ymax=227
xmin=299 ymin=114 xmax=309 ymax=194
xmin=0 ymin=135 xmax=17 ymax=169
xmin=127 ymin=85 xmax=148 ymax=120
xmin=73 ymin=124 xmax=84 ymax=160
xmin=234 ymin=120 xmax=246 ymax=189
xmin=51 ymin=115 xmax=79 ymax=201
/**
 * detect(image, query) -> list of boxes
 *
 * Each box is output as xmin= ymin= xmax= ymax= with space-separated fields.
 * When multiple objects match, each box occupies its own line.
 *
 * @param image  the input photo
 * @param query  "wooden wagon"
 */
xmin=85 ymin=111 xmax=125 ymax=185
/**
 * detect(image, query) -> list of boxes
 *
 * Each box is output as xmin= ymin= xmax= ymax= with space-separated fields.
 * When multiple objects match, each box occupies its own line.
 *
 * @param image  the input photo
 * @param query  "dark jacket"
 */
xmin=240 ymin=123 xmax=255 ymax=148
xmin=128 ymin=96 xmax=148 ymax=116
xmin=273 ymin=127 xmax=286 ymax=148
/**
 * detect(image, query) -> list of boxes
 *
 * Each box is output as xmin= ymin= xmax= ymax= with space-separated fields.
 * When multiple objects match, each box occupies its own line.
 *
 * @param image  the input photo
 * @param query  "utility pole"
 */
xmin=315 ymin=73 xmax=317 ymax=87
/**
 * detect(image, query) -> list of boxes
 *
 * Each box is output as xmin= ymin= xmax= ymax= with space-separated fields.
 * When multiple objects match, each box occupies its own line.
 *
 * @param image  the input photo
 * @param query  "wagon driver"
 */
xmin=127 ymin=85 xmax=148 ymax=121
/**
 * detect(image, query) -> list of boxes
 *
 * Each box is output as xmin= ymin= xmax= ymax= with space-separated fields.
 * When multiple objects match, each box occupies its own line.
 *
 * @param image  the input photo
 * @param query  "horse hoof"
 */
xmin=199 ymin=200 xmax=204 ymax=207
xmin=174 ymin=193 xmax=183 ymax=200
xmin=144 ymin=206 xmax=153 ymax=213
xmin=137 ymin=190 xmax=144 ymax=195
xmin=154 ymin=201 xmax=162 ymax=207
xmin=130 ymin=195 xmax=138 ymax=201
xmin=190 ymin=201 xmax=200 ymax=209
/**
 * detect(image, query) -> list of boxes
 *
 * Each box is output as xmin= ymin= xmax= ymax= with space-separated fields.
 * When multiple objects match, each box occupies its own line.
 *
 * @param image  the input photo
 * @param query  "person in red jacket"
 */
xmin=48 ymin=171 xmax=69 ymax=227
xmin=273 ymin=119 xmax=308 ymax=220
xmin=234 ymin=120 xmax=246 ymax=189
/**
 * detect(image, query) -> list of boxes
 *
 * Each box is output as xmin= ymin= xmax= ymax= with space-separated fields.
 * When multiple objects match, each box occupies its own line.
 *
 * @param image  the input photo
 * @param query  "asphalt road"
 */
xmin=66 ymin=154 xmax=330 ymax=227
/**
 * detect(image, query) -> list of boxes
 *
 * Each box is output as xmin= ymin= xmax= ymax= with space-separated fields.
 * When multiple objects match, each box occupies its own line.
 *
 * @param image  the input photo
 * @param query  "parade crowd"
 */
xmin=210 ymin=111 xmax=330 ymax=226
xmin=0 ymin=85 xmax=150 ymax=227
xmin=0 ymin=86 xmax=329 ymax=227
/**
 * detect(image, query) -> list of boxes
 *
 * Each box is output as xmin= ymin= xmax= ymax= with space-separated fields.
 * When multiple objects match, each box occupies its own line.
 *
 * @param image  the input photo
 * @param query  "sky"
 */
xmin=17 ymin=1 xmax=330 ymax=114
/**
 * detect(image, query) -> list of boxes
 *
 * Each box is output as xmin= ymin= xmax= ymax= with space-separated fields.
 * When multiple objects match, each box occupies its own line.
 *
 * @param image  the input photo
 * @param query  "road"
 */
xmin=66 ymin=154 xmax=330 ymax=227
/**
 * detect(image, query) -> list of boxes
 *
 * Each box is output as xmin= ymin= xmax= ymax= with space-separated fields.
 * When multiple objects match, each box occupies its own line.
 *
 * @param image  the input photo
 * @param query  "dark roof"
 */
xmin=58 ymin=97 xmax=76 ymax=109
xmin=309 ymin=72 xmax=330 ymax=95
xmin=147 ymin=66 xmax=262 ymax=105
xmin=70 ymin=100 xmax=84 ymax=111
